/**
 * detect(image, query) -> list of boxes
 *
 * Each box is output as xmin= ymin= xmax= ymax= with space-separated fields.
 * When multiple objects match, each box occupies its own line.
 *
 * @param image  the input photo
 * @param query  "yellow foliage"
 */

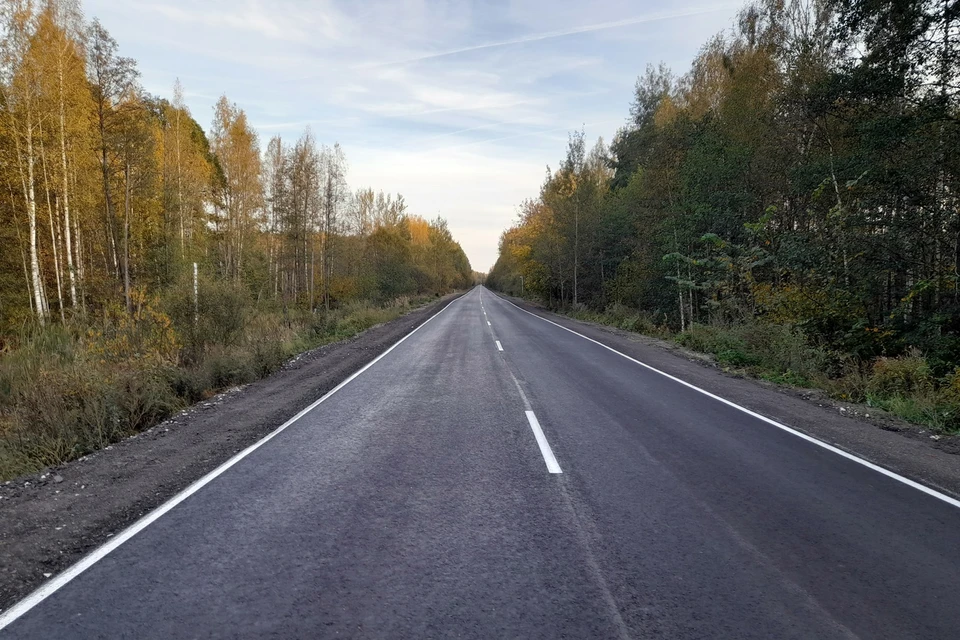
xmin=407 ymin=216 xmax=431 ymax=247
xmin=684 ymin=37 xmax=729 ymax=121
xmin=943 ymin=369 xmax=960 ymax=403
xmin=752 ymin=283 xmax=830 ymax=324
xmin=329 ymin=276 xmax=359 ymax=302
xmin=653 ymin=94 xmax=679 ymax=128
xmin=84 ymin=290 xmax=179 ymax=364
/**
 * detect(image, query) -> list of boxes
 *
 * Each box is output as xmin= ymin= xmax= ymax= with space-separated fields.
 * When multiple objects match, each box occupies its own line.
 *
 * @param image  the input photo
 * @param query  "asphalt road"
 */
xmin=3 ymin=286 xmax=960 ymax=638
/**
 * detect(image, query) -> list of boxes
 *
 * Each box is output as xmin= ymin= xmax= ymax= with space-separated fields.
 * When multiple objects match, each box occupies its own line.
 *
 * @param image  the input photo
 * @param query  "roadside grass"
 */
xmin=0 ymin=293 xmax=438 ymax=481
xmin=544 ymin=301 xmax=960 ymax=436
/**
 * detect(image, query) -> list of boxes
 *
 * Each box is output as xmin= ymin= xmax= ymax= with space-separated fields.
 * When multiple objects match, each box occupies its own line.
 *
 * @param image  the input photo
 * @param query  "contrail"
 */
xmin=409 ymin=119 xmax=623 ymax=157
xmin=364 ymin=5 xmax=732 ymax=69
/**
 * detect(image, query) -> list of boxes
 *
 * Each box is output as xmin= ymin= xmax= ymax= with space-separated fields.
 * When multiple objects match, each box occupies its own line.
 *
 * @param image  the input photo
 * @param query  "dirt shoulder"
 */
xmin=502 ymin=294 xmax=960 ymax=498
xmin=0 ymin=294 xmax=460 ymax=612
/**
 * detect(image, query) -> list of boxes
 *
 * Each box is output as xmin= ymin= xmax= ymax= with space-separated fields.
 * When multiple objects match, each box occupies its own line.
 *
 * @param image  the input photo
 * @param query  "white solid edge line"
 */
xmin=495 ymin=340 xmax=503 ymax=351
xmin=525 ymin=411 xmax=562 ymax=473
xmin=499 ymin=295 xmax=960 ymax=510
xmin=0 ymin=296 xmax=463 ymax=630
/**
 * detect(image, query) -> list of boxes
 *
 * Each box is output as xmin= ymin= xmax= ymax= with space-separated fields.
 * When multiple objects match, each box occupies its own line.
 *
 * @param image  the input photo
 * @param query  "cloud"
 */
xmin=85 ymin=0 xmax=741 ymax=270
xmin=141 ymin=0 xmax=346 ymax=44
xmin=363 ymin=4 xmax=734 ymax=68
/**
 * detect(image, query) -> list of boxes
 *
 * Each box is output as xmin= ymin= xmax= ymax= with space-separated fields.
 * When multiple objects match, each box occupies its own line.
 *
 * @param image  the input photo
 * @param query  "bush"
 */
xmin=866 ymin=350 xmax=934 ymax=397
xmin=4 ymin=360 xmax=117 ymax=468
xmin=562 ymin=303 xmax=669 ymax=338
xmin=822 ymin=357 xmax=871 ymax=402
xmin=163 ymin=277 xmax=249 ymax=362
xmin=675 ymin=322 xmax=825 ymax=382
xmin=115 ymin=366 xmax=179 ymax=432
xmin=164 ymin=366 xmax=206 ymax=404
xmin=943 ymin=368 xmax=960 ymax=404
xmin=853 ymin=352 xmax=960 ymax=432
xmin=202 ymin=348 xmax=254 ymax=389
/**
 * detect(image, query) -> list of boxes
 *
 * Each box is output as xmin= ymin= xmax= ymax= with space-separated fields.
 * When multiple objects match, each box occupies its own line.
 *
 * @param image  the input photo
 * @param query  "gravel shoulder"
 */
xmin=502 ymin=294 xmax=960 ymax=498
xmin=0 ymin=294 xmax=460 ymax=612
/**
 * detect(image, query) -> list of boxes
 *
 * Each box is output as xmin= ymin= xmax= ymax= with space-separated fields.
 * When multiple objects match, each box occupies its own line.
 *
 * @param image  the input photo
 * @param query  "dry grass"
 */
xmin=0 ymin=290 xmax=434 ymax=480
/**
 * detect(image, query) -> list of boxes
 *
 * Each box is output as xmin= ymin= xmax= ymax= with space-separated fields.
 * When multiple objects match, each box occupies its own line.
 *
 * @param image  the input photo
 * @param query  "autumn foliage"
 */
xmin=488 ymin=0 xmax=960 ymax=431
xmin=0 ymin=0 xmax=472 ymax=478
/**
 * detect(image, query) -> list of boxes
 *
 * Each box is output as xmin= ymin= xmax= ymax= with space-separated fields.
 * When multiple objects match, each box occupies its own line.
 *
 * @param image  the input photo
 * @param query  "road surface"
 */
xmin=3 ymin=286 xmax=959 ymax=638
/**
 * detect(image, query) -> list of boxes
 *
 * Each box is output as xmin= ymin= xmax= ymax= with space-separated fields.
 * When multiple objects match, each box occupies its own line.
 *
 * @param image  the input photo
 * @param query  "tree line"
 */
xmin=488 ymin=0 xmax=960 ymax=376
xmin=0 ymin=0 xmax=472 ymax=339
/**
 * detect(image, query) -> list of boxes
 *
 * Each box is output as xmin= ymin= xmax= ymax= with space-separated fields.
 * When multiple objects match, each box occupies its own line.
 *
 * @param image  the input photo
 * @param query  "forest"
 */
xmin=0 ymin=0 xmax=472 ymax=477
xmin=488 ymin=0 xmax=960 ymax=431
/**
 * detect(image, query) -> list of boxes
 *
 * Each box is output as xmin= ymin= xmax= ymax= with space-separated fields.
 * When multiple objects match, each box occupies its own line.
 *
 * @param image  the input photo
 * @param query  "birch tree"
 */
xmin=210 ymin=95 xmax=262 ymax=281
xmin=2 ymin=1 xmax=47 ymax=321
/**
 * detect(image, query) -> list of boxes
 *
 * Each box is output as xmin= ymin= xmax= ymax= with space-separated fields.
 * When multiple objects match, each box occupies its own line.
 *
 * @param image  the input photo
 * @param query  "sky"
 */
xmin=85 ymin=0 xmax=742 ymax=272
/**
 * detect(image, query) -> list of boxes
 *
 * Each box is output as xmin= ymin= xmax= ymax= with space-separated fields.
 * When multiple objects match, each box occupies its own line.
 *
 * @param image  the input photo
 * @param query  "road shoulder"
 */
xmin=498 ymin=294 xmax=960 ymax=500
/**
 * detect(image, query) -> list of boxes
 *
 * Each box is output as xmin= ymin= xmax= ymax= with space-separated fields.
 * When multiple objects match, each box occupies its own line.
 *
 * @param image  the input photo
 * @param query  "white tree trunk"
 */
xmin=39 ymin=124 xmax=65 ymax=319
xmin=26 ymin=117 xmax=47 ymax=323
xmin=58 ymin=54 xmax=77 ymax=307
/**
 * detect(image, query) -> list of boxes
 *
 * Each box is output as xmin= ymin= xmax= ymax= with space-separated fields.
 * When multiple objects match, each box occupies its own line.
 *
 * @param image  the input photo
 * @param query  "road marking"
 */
xmin=496 ymin=340 xmax=503 ymax=351
xmin=487 ymin=320 xmax=491 ymax=326
xmin=497 ymin=293 xmax=960 ymax=510
xmin=505 ymin=361 xmax=563 ymax=475
xmin=526 ymin=411 xmax=562 ymax=474
xmin=0 ymin=295 xmax=465 ymax=631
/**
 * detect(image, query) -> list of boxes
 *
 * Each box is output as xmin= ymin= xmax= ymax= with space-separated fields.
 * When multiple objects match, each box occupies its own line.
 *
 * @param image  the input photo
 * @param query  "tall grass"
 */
xmin=0 ymin=290 xmax=434 ymax=480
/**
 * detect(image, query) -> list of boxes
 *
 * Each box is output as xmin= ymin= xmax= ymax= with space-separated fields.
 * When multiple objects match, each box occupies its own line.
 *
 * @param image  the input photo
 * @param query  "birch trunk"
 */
xmin=57 ymin=40 xmax=77 ymax=307
xmin=39 ymin=123 xmax=65 ymax=319
xmin=26 ymin=115 xmax=48 ymax=322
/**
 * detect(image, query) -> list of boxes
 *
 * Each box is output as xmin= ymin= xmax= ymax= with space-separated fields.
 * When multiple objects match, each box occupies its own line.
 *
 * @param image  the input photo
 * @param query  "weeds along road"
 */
xmin=3 ymin=286 xmax=960 ymax=638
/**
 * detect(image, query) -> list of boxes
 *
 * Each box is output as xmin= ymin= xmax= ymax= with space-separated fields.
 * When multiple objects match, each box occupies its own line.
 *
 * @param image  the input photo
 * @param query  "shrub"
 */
xmin=164 ymin=365 xmax=206 ymax=404
xmin=88 ymin=292 xmax=179 ymax=364
xmin=808 ymin=352 xmax=959 ymax=432
xmin=675 ymin=324 xmax=746 ymax=356
xmin=716 ymin=348 xmax=759 ymax=367
xmin=942 ymin=368 xmax=960 ymax=404
xmin=822 ymin=357 xmax=871 ymax=402
xmin=741 ymin=323 xmax=827 ymax=379
xmin=163 ymin=277 xmax=250 ymax=362
xmin=675 ymin=322 xmax=825 ymax=381
xmin=115 ymin=366 xmax=179 ymax=432
xmin=866 ymin=350 xmax=934 ymax=397
xmin=4 ymin=360 xmax=119 ymax=468
xmin=202 ymin=348 xmax=254 ymax=389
